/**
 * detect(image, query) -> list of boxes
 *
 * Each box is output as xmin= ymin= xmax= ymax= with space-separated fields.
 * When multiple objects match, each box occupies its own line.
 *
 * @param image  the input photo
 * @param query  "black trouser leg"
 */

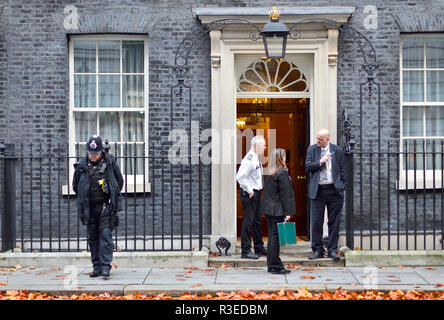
xmin=326 ymin=190 xmax=344 ymax=254
xmin=252 ymin=193 xmax=264 ymax=253
xmin=266 ymin=215 xmax=285 ymax=271
xmin=310 ymin=191 xmax=327 ymax=254
xmin=99 ymin=227 xmax=114 ymax=272
xmin=240 ymin=191 xmax=254 ymax=254
xmin=88 ymin=201 xmax=113 ymax=272
xmin=87 ymin=222 xmax=101 ymax=271
xmin=240 ymin=190 xmax=264 ymax=254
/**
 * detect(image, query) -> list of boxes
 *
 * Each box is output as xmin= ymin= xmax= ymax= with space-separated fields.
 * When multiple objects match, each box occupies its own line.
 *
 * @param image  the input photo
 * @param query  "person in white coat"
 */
xmin=236 ymin=135 xmax=267 ymax=259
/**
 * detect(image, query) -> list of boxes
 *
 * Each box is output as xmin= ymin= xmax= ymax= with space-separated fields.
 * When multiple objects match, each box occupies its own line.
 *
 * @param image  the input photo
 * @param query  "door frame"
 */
xmin=208 ymin=30 xmax=340 ymax=254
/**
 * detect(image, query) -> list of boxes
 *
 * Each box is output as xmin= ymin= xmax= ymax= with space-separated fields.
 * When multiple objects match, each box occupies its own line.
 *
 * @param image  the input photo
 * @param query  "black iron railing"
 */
xmin=345 ymin=140 xmax=444 ymax=250
xmin=0 ymin=141 xmax=205 ymax=252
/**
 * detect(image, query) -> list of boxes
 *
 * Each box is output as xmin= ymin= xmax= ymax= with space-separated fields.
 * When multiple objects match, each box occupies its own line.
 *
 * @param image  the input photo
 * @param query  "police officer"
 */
xmin=236 ymin=135 xmax=267 ymax=259
xmin=73 ymin=136 xmax=124 ymax=279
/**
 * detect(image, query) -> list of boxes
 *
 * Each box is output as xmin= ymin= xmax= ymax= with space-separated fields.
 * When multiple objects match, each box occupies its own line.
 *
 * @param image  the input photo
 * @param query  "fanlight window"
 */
xmin=238 ymin=59 xmax=309 ymax=93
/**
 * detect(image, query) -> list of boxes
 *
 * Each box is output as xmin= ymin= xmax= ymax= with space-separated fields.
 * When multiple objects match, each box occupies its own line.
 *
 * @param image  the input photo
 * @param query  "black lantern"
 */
xmin=260 ymin=7 xmax=290 ymax=59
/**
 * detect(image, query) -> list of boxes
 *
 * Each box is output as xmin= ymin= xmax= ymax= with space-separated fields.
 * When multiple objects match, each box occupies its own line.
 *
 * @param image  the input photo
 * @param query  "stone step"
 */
xmin=211 ymin=239 xmax=344 ymax=267
xmin=208 ymin=253 xmax=345 ymax=267
xmin=234 ymin=240 xmax=312 ymax=254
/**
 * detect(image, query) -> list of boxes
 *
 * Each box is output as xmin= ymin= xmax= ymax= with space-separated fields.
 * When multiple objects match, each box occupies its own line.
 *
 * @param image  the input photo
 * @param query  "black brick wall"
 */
xmin=0 ymin=0 xmax=443 ymax=250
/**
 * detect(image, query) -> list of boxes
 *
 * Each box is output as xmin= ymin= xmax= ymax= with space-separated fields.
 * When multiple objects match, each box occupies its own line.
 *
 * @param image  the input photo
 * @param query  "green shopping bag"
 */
xmin=277 ymin=221 xmax=297 ymax=246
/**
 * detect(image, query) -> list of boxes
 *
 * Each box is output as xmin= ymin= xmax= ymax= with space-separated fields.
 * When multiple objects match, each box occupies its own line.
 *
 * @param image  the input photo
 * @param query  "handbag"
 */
xmin=277 ymin=221 xmax=297 ymax=245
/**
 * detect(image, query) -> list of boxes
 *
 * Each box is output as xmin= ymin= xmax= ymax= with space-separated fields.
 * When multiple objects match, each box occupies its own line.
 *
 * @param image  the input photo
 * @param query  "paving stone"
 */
xmin=215 ymin=268 xmax=286 ymax=285
xmin=144 ymin=267 xmax=217 ymax=285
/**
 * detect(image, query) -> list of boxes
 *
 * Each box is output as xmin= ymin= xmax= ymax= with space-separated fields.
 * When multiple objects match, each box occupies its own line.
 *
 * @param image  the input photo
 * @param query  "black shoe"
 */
xmin=241 ymin=252 xmax=259 ymax=259
xmin=89 ymin=269 xmax=102 ymax=278
xmin=255 ymin=248 xmax=267 ymax=257
xmin=327 ymin=252 xmax=341 ymax=260
xmin=308 ymin=251 xmax=324 ymax=260
xmin=102 ymin=270 xmax=110 ymax=279
xmin=270 ymin=268 xmax=291 ymax=275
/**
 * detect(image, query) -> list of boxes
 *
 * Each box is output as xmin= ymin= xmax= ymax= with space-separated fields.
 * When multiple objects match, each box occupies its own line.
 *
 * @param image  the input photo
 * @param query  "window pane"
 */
xmin=403 ymin=106 xmax=423 ymax=136
xmin=75 ymin=143 xmax=86 ymax=159
xmin=426 ymin=140 xmax=443 ymax=170
xmin=99 ymin=112 xmax=121 ymax=142
xmin=123 ymin=75 xmax=144 ymax=108
xmin=426 ymin=71 xmax=444 ymax=102
xmin=122 ymin=112 xmax=144 ymax=142
xmin=74 ymin=40 xmax=96 ymax=73
xmin=426 ymin=106 xmax=444 ymax=136
xmin=403 ymin=71 xmax=424 ymax=102
xmin=404 ymin=139 xmax=424 ymax=170
xmin=426 ymin=38 xmax=444 ymax=68
xmin=98 ymin=75 xmax=120 ymax=108
xmin=74 ymin=75 xmax=96 ymax=108
xmin=122 ymin=144 xmax=143 ymax=175
xmin=98 ymin=40 xmax=120 ymax=73
xmin=122 ymin=41 xmax=144 ymax=73
xmin=75 ymin=112 xmax=97 ymax=142
xmin=402 ymin=38 xmax=424 ymax=68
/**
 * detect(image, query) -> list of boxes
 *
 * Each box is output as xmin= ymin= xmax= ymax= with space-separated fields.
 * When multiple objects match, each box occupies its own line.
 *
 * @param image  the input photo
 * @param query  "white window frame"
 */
xmin=64 ymin=34 xmax=151 ymax=195
xmin=399 ymin=34 xmax=444 ymax=190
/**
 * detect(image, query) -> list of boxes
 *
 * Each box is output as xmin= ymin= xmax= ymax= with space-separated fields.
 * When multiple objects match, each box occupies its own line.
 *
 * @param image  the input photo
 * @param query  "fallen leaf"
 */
xmin=397 ymin=265 xmax=406 ymax=269
xmin=427 ymin=267 xmax=435 ymax=270
xmin=112 ymin=265 xmax=118 ymax=269
xmin=0 ymin=282 xmax=7 ymax=286
xmin=435 ymin=283 xmax=444 ymax=288
xmin=15 ymin=265 xmax=22 ymax=270
xmin=190 ymin=284 xmax=202 ymax=288
xmin=389 ymin=280 xmax=401 ymax=283
xmin=278 ymin=288 xmax=285 ymax=296
xmin=300 ymin=275 xmax=315 ymax=280
xmin=51 ymin=268 xmax=61 ymax=271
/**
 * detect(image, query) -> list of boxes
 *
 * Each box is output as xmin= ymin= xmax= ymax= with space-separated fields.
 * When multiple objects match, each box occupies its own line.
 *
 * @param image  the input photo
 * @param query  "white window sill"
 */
xmin=62 ymin=182 xmax=152 ymax=196
xmin=396 ymin=171 xmax=443 ymax=190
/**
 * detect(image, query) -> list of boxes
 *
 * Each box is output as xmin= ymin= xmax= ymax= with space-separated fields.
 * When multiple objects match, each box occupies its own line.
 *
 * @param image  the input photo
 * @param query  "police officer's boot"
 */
xmin=89 ymin=269 xmax=102 ymax=277
xmin=102 ymin=269 xmax=110 ymax=279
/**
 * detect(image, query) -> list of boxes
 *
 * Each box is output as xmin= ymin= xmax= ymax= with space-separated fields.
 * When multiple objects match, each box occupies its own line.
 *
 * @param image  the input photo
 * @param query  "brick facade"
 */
xmin=0 ymin=0 xmax=443 ymax=250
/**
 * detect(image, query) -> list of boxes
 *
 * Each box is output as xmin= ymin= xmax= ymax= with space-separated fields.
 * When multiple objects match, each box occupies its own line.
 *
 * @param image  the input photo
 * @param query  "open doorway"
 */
xmin=236 ymin=97 xmax=310 ymax=240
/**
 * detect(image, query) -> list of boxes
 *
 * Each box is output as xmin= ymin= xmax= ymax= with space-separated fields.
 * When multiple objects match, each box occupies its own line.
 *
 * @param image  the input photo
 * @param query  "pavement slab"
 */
xmin=144 ymin=267 xmax=217 ymax=285
xmin=286 ymin=267 xmax=359 ymax=285
xmin=0 ymin=265 xmax=444 ymax=295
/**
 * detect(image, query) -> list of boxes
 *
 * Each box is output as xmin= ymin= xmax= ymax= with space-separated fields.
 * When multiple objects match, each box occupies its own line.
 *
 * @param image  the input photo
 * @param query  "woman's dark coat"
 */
xmin=262 ymin=168 xmax=296 ymax=217
xmin=72 ymin=153 xmax=124 ymax=227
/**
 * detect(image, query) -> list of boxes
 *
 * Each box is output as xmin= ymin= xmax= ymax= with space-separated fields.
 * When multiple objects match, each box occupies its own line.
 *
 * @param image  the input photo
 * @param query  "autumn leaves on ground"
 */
xmin=0 ymin=288 xmax=444 ymax=300
xmin=1 ymin=265 xmax=444 ymax=300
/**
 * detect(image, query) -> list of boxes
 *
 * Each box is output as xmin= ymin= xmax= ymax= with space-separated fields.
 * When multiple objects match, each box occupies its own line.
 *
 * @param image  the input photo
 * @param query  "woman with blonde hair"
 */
xmin=262 ymin=148 xmax=296 ymax=274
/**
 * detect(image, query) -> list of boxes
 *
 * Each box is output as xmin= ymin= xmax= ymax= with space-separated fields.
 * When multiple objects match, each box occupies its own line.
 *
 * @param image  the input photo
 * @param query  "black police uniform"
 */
xmin=87 ymin=153 xmax=114 ymax=276
xmin=73 ymin=136 xmax=124 ymax=278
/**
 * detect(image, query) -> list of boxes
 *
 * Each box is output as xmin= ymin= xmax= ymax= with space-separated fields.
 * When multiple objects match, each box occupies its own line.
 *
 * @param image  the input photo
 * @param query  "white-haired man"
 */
xmin=236 ymin=135 xmax=267 ymax=259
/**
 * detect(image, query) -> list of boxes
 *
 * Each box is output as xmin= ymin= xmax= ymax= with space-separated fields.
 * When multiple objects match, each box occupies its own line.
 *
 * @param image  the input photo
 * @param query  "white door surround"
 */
xmin=193 ymin=7 xmax=355 ymax=253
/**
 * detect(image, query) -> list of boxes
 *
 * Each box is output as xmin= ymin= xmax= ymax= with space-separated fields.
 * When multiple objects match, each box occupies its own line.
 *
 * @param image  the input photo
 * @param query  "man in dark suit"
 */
xmin=305 ymin=129 xmax=347 ymax=260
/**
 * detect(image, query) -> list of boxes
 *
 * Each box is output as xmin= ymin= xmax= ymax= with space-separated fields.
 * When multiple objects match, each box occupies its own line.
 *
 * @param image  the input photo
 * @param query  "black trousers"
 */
xmin=239 ymin=189 xmax=265 ymax=254
xmin=266 ymin=215 xmax=285 ymax=271
xmin=87 ymin=201 xmax=114 ymax=272
xmin=310 ymin=186 xmax=344 ymax=254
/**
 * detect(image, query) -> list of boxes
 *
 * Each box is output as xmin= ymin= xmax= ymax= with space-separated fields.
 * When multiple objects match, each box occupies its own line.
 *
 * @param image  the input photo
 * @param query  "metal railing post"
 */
xmin=1 ymin=143 xmax=16 ymax=252
xmin=345 ymin=151 xmax=354 ymax=250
